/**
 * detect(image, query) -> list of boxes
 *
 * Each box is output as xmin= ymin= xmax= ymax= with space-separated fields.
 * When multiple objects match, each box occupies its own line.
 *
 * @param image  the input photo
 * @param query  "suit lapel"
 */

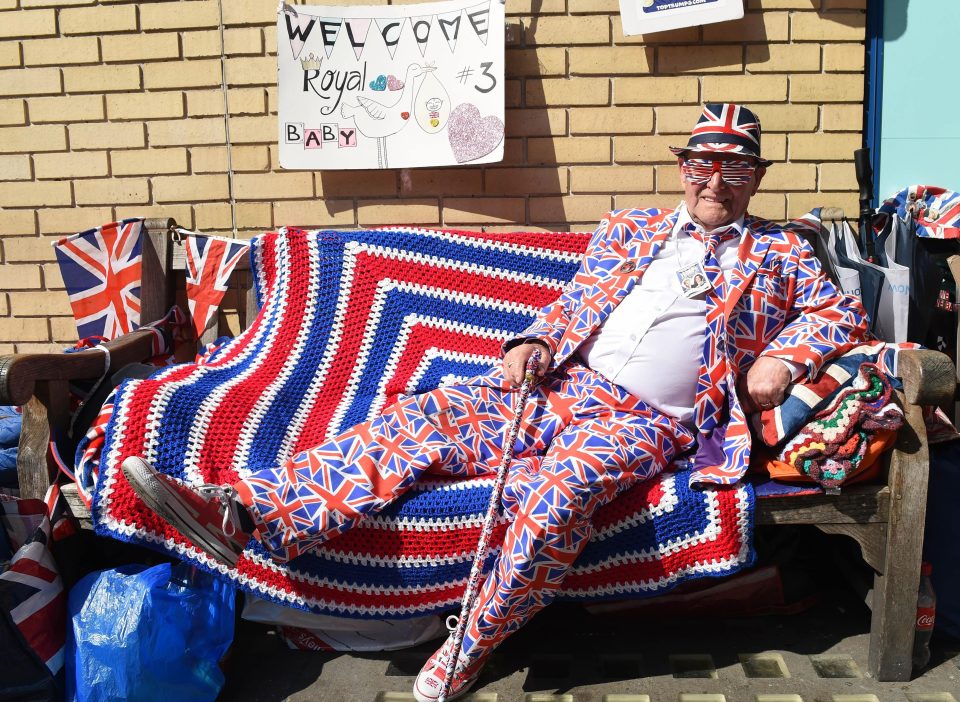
xmin=555 ymin=210 xmax=678 ymax=364
xmin=633 ymin=210 xmax=677 ymax=273
xmin=724 ymin=218 xmax=771 ymax=318
xmin=598 ymin=209 xmax=677 ymax=311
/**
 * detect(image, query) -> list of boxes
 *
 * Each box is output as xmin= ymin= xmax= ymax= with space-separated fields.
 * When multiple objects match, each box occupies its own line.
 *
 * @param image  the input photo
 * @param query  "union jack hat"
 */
xmin=670 ymin=103 xmax=772 ymax=167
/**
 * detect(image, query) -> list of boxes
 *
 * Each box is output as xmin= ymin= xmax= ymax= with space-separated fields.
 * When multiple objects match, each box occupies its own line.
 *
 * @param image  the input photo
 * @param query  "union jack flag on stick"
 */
xmin=184 ymin=234 xmax=250 ymax=339
xmin=52 ymin=218 xmax=144 ymax=341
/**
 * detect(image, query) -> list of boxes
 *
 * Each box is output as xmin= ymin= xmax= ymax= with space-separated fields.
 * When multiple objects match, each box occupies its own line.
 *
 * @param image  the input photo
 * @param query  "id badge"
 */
xmin=677 ymin=261 xmax=711 ymax=298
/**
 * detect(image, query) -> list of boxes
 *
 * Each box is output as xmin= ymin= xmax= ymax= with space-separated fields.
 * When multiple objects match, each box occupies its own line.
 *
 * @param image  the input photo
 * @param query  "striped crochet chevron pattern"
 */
xmin=92 ymin=226 xmax=755 ymax=618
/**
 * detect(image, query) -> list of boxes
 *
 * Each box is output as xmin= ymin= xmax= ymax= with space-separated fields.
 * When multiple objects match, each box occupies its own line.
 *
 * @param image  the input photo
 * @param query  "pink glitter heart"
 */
xmin=386 ymin=75 xmax=404 ymax=91
xmin=447 ymin=104 xmax=504 ymax=164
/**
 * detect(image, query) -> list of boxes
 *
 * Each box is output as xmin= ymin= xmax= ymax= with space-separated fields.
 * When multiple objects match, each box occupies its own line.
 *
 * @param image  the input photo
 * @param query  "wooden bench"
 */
xmin=1 ymin=216 xmax=955 ymax=682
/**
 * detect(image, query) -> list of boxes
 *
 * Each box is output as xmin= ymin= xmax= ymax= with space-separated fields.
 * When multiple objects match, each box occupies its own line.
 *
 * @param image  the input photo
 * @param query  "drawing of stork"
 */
xmin=340 ymin=63 xmax=434 ymax=169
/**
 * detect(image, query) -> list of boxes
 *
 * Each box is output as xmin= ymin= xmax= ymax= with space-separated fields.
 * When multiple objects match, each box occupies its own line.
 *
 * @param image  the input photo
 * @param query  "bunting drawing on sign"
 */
xmin=375 ymin=17 xmax=406 ymax=60
xmin=465 ymin=2 xmax=490 ymax=45
xmin=317 ymin=17 xmax=343 ymax=58
xmin=52 ymin=218 xmax=144 ymax=341
xmin=285 ymin=12 xmax=316 ymax=60
xmin=278 ymin=0 xmax=504 ymax=170
xmin=411 ymin=15 xmax=433 ymax=56
xmin=184 ymin=235 xmax=250 ymax=338
xmin=437 ymin=9 xmax=463 ymax=53
xmin=345 ymin=18 xmax=372 ymax=60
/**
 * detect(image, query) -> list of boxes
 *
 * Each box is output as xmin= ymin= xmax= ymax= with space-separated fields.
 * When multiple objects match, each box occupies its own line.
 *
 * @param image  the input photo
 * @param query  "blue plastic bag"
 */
xmin=0 ymin=405 xmax=21 ymax=488
xmin=66 ymin=562 xmax=235 ymax=702
xmin=0 ymin=405 xmax=21 ymax=447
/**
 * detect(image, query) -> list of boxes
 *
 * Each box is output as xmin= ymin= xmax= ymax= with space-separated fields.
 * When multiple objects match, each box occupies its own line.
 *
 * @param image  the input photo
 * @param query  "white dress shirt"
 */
xmin=579 ymin=204 xmax=743 ymax=424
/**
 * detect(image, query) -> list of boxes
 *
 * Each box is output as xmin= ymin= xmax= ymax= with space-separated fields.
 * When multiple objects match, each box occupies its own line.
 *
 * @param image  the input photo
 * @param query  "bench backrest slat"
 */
xmin=138 ymin=216 xmax=837 ymax=352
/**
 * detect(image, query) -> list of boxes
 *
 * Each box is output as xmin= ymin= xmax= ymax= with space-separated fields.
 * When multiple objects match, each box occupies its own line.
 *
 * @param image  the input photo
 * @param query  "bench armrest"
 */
xmin=0 ymin=329 xmax=159 ymax=405
xmin=896 ymin=348 xmax=954 ymax=407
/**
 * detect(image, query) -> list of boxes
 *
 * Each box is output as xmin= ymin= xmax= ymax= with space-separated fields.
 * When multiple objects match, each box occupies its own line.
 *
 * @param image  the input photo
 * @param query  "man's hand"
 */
xmin=502 ymin=342 xmax=553 ymax=387
xmin=737 ymin=356 xmax=792 ymax=414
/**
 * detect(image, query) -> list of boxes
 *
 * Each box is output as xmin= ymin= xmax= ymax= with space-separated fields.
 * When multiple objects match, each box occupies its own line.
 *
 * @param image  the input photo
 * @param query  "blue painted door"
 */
xmin=878 ymin=0 xmax=960 ymax=199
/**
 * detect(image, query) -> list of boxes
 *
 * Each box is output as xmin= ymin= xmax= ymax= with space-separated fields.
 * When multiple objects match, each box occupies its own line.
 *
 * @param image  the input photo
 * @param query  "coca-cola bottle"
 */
xmin=913 ymin=561 xmax=936 ymax=671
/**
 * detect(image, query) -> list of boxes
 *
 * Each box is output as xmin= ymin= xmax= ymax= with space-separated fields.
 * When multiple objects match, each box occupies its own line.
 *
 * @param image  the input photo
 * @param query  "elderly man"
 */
xmin=122 ymin=103 xmax=869 ymax=702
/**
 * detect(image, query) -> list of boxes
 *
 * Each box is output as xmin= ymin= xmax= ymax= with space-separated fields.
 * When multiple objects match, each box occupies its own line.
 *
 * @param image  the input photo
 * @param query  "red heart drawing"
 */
xmin=400 ymin=112 xmax=410 ymax=120
xmin=447 ymin=104 xmax=504 ymax=163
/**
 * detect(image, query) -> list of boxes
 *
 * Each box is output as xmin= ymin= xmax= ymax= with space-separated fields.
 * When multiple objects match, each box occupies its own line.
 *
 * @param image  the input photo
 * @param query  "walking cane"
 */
xmin=437 ymin=348 xmax=542 ymax=702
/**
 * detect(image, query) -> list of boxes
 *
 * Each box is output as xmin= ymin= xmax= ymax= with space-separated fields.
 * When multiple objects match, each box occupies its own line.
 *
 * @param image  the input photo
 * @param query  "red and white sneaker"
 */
xmin=413 ymin=636 xmax=484 ymax=702
xmin=121 ymin=456 xmax=252 ymax=567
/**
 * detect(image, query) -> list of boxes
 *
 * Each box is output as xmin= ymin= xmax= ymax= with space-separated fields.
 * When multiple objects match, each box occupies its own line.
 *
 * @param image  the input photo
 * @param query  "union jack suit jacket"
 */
xmin=512 ymin=206 xmax=871 ymax=486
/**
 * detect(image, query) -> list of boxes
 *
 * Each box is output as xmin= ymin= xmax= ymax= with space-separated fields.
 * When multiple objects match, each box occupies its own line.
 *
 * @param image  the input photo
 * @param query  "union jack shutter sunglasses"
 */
xmin=681 ymin=158 xmax=757 ymax=186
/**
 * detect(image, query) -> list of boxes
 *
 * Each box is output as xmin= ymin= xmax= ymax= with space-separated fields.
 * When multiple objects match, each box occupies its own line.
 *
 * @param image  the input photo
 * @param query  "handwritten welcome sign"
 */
xmin=278 ymin=0 xmax=505 ymax=170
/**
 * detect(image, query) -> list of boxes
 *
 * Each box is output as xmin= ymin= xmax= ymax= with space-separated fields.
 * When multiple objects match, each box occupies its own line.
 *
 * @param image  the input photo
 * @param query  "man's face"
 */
xmin=678 ymin=153 xmax=766 ymax=230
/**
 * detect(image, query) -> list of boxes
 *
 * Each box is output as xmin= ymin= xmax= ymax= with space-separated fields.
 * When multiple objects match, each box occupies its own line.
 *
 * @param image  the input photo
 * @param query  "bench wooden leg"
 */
xmin=867 ymin=402 xmax=929 ymax=681
xmin=16 ymin=395 xmax=55 ymax=500
xmin=15 ymin=381 xmax=70 ymax=501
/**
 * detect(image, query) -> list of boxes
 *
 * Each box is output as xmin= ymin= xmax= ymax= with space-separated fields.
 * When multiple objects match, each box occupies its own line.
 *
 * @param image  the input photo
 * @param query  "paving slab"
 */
xmin=219 ymin=598 xmax=960 ymax=702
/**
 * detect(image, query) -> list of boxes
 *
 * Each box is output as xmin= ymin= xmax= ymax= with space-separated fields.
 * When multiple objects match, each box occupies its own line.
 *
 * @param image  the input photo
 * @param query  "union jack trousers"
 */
xmin=237 ymin=362 xmax=694 ymax=664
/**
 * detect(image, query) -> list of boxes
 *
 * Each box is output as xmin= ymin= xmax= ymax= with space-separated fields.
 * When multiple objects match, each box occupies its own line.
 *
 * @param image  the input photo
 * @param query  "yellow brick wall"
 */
xmin=0 ymin=0 xmax=868 ymax=352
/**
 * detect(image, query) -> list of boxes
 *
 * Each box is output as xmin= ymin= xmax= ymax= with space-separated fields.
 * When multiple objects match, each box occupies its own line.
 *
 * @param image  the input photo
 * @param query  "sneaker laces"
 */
xmin=197 ymin=484 xmax=244 ymax=537
xmin=434 ymin=633 xmax=475 ymax=679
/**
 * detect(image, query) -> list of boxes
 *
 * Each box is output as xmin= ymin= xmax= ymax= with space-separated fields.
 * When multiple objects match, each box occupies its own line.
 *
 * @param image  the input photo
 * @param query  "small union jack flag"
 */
xmin=878 ymin=184 xmax=960 ymax=239
xmin=0 ymin=494 xmax=66 ymax=682
xmin=184 ymin=234 xmax=250 ymax=338
xmin=53 ymin=218 xmax=144 ymax=341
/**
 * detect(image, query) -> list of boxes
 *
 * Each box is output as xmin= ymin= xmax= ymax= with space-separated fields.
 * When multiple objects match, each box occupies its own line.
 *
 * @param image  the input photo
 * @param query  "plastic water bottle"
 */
xmin=913 ymin=561 xmax=936 ymax=671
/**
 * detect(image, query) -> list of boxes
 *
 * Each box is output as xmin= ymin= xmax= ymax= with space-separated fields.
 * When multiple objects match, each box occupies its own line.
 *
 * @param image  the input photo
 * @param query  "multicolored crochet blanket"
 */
xmin=92 ymin=227 xmax=755 ymax=618
xmin=776 ymin=362 xmax=904 ymax=489
xmin=751 ymin=344 xmax=900 ymax=447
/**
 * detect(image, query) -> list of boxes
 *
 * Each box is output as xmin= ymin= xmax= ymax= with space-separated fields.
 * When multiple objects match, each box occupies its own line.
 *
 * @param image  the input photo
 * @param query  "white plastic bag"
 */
xmin=241 ymin=595 xmax=446 ymax=652
xmin=829 ymin=219 xmax=911 ymax=343
xmin=824 ymin=221 xmax=864 ymax=299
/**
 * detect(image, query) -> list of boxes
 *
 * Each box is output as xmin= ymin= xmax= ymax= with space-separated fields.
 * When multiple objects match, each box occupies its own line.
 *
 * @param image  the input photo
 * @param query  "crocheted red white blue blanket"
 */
xmin=92 ymin=225 xmax=755 ymax=618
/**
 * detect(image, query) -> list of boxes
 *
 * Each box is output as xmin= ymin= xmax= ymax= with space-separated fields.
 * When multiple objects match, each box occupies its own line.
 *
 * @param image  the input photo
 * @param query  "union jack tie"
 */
xmin=686 ymin=223 xmax=739 ymax=431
